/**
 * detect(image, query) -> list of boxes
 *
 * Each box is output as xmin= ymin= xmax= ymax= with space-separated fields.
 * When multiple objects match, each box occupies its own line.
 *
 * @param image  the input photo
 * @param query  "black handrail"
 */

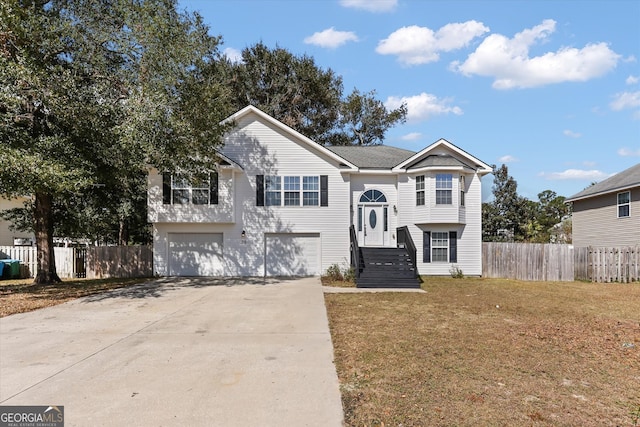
xmin=397 ymin=226 xmax=417 ymax=277
xmin=349 ymin=225 xmax=360 ymax=278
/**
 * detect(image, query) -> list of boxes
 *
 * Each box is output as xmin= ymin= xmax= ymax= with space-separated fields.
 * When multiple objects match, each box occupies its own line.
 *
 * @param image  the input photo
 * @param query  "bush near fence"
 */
xmin=0 ymin=245 xmax=152 ymax=280
xmin=483 ymin=243 xmax=639 ymax=283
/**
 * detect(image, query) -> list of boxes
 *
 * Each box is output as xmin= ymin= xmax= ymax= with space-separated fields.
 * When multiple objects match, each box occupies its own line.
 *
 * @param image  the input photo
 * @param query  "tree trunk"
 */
xmin=118 ymin=219 xmax=129 ymax=246
xmin=34 ymin=192 xmax=61 ymax=285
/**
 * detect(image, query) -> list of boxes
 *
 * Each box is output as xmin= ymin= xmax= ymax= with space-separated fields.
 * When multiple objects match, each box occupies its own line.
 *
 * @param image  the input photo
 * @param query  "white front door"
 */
xmin=363 ymin=205 xmax=384 ymax=246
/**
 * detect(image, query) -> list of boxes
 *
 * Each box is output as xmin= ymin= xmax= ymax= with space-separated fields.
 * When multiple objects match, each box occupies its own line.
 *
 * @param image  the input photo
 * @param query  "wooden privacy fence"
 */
xmin=0 ymin=245 xmax=152 ymax=279
xmin=575 ymin=246 xmax=639 ymax=283
xmin=483 ymin=243 xmax=640 ymax=282
xmin=482 ymin=242 xmax=575 ymax=281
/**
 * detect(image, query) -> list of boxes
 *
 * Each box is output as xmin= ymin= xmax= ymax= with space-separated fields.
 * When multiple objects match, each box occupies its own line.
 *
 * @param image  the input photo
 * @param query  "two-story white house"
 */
xmin=148 ymin=106 xmax=492 ymax=286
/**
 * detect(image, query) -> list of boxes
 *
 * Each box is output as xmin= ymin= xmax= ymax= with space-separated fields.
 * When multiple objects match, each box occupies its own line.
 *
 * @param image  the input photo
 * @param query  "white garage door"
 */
xmin=168 ymin=233 xmax=223 ymax=276
xmin=265 ymin=233 xmax=320 ymax=277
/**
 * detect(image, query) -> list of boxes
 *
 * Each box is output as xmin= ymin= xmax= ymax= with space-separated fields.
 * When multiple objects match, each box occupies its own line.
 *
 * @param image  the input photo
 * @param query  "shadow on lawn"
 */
xmin=80 ymin=276 xmax=306 ymax=302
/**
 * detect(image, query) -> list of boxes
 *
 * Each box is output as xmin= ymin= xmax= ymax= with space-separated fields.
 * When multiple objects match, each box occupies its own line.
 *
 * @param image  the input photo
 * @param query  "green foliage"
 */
xmin=324 ymin=262 xmax=355 ymax=283
xmin=482 ymin=165 xmax=571 ymax=243
xmin=0 ymin=0 xmax=230 ymax=282
xmin=217 ymin=42 xmax=407 ymax=146
xmin=449 ymin=265 xmax=464 ymax=278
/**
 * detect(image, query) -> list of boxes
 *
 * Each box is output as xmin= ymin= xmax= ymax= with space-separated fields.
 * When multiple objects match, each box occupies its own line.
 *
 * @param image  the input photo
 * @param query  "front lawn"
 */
xmin=325 ymin=277 xmax=640 ymax=426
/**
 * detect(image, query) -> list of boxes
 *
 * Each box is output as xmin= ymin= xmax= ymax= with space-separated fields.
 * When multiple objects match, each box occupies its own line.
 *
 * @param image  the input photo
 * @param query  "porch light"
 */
xmin=393 ymin=205 xmax=397 ymax=214
xmin=241 ymin=230 xmax=247 ymax=244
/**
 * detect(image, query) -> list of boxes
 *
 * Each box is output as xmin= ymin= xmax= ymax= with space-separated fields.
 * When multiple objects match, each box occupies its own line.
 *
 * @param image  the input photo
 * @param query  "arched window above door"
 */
xmin=359 ymin=189 xmax=387 ymax=203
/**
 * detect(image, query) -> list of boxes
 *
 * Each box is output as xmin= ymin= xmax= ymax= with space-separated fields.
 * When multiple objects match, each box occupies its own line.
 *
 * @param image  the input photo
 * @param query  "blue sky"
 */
xmin=179 ymin=0 xmax=640 ymax=201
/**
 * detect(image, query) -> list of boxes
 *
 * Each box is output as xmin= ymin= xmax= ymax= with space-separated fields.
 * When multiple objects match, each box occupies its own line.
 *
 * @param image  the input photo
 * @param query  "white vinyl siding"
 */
xmin=152 ymin=114 xmax=350 ymax=276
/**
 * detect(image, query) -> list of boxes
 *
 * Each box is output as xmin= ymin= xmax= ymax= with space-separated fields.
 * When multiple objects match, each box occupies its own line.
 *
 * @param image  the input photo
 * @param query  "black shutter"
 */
xmin=210 ymin=172 xmax=218 ymax=205
xmin=449 ymin=231 xmax=457 ymax=263
xmin=423 ymin=231 xmax=431 ymax=263
xmin=256 ymin=175 xmax=264 ymax=206
xmin=162 ymin=173 xmax=171 ymax=204
xmin=320 ymin=175 xmax=328 ymax=207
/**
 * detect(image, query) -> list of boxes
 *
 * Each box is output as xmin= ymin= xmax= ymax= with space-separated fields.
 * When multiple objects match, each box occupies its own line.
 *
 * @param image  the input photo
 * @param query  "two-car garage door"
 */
xmin=167 ymin=232 xmax=320 ymax=277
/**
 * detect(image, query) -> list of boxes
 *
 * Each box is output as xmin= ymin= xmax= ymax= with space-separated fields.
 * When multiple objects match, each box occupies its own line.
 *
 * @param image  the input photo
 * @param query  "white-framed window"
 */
xmin=460 ymin=175 xmax=466 ymax=207
xmin=416 ymin=175 xmax=425 ymax=206
xmin=423 ymin=231 xmax=458 ymax=263
xmin=303 ymin=176 xmax=320 ymax=206
xmin=265 ymin=176 xmax=282 ymax=206
xmin=431 ymin=232 xmax=449 ymax=262
xmin=265 ymin=176 xmax=320 ymax=207
xmin=618 ymin=191 xmax=630 ymax=218
xmin=163 ymin=172 xmax=217 ymax=205
xmin=436 ymin=174 xmax=452 ymax=205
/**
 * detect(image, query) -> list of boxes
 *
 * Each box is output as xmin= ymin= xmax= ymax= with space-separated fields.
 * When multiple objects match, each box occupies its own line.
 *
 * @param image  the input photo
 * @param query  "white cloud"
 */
xmin=610 ymin=91 xmax=640 ymax=111
xmin=617 ymin=147 xmax=640 ymax=157
xmin=304 ymin=27 xmax=359 ymax=49
xmin=563 ymin=129 xmax=581 ymax=138
xmin=498 ymin=155 xmax=518 ymax=163
xmin=401 ymin=132 xmax=422 ymax=141
xmin=340 ymin=0 xmax=397 ymax=12
xmin=223 ymin=47 xmax=243 ymax=63
xmin=539 ymin=169 xmax=609 ymax=181
xmin=453 ymin=19 xmax=621 ymax=89
xmin=582 ymin=160 xmax=596 ymax=167
xmin=626 ymin=75 xmax=639 ymax=85
xmin=376 ymin=21 xmax=489 ymax=65
xmin=385 ymin=92 xmax=463 ymax=122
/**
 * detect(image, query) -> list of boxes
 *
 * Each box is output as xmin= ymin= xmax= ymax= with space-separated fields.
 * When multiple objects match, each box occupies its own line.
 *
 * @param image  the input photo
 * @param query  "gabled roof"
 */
xmin=407 ymin=154 xmax=475 ymax=170
xmin=223 ymin=105 xmax=358 ymax=170
xmin=393 ymin=138 xmax=493 ymax=175
xmin=566 ymin=163 xmax=640 ymax=202
xmin=325 ymin=145 xmax=415 ymax=169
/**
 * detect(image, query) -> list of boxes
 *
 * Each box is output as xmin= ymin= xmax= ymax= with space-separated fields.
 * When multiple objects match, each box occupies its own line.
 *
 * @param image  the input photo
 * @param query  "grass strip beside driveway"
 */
xmin=325 ymin=277 xmax=640 ymax=426
xmin=0 ymin=277 xmax=152 ymax=317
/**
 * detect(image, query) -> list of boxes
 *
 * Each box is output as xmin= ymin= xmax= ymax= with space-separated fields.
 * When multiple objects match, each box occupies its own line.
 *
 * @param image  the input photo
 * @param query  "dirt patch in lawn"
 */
xmin=325 ymin=277 xmax=640 ymax=426
xmin=0 ymin=277 xmax=152 ymax=317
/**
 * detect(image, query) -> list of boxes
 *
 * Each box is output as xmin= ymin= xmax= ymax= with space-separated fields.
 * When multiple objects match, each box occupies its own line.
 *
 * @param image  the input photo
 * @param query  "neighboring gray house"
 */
xmin=147 ymin=106 xmax=492 ymax=284
xmin=566 ymin=163 xmax=640 ymax=247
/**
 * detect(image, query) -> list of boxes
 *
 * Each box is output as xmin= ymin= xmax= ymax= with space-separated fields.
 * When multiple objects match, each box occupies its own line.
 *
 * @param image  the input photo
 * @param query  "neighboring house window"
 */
xmin=436 ymin=174 xmax=452 ymax=205
xmin=256 ymin=175 xmax=328 ymax=207
xmin=618 ymin=191 xmax=630 ymax=217
xmin=460 ymin=175 xmax=465 ymax=207
xmin=416 ymin=175 xmax=425 ymax=206
xmin=423 ymin=231 xmax=458 ymax=263
xmin=162 ymin=172 xmax=218 ymax=205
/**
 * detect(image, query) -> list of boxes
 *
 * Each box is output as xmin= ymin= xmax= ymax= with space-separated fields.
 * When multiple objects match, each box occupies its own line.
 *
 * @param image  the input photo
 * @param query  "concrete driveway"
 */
xmin=0 ymin=277 xmax=343 ymax=426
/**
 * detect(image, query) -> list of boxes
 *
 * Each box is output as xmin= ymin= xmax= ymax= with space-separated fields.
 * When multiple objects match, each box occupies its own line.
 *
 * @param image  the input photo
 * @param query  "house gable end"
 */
xmin=393 ymin=138 xmax=492 ymax=175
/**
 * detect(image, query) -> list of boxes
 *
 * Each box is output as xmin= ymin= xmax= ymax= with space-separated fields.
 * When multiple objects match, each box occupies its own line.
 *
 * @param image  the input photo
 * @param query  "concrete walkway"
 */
xmin=0 ymin=277 xmax=343 ymax=426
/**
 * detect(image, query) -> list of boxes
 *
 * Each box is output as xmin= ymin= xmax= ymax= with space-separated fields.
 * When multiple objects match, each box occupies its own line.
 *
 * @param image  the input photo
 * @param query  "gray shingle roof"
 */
xmin=326 ymin=145 xmax=416 ymax=169
xmin=566 ymin=162 xmax=640 ymax=202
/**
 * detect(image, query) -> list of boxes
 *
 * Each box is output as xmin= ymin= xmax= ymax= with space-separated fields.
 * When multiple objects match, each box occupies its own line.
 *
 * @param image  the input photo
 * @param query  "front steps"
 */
xmin=356 ymin=247 xmax=420 ymax=288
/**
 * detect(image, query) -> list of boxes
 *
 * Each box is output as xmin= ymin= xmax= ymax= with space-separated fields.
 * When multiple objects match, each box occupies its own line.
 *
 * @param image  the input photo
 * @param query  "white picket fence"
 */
xmin=0 ymin=246 xmax=79 ymax=279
